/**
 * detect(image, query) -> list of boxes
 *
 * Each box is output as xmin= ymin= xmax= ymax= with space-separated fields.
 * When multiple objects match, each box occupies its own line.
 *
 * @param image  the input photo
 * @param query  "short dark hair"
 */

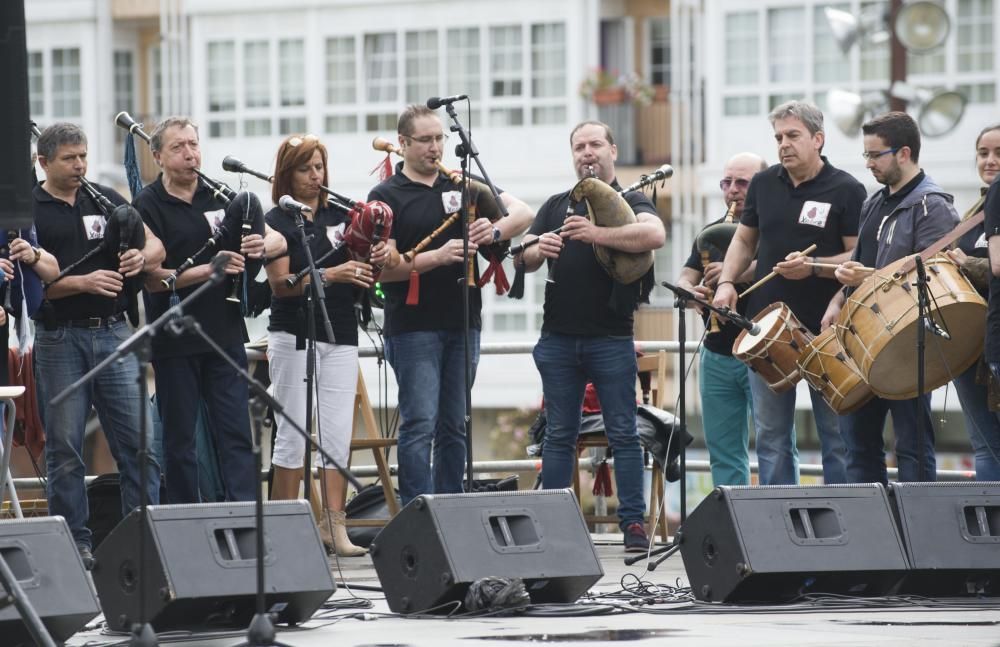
xmin=397 ymin=104 xmax=438 ymax=137
xmin=862 ymin=111 xmax=921 ymax=163
xmin=149 ymin=116 xmax=199 ymax=153
xmin=37 ymin=122 xmax=86 ymax=160
xmin=569 ymin=120 xmax=615 ymax=147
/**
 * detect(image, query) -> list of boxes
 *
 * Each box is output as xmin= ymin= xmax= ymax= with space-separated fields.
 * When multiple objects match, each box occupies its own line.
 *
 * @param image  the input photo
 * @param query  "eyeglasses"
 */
xmin=861 ymin=147 xmax=899 ymax=161
xmin=405 ymin=134 xmax=449 ymax=145
xmin=719 ymin=177 xmax=750 ymax=191
xmin=288 ymin=134 xmax=319 ymax=147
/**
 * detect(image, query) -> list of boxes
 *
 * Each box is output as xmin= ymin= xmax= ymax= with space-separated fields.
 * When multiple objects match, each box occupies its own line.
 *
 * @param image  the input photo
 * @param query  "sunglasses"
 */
xmin=288 ymin=134 xmax=319 ymax=147
xmin=719 ymin=177 xmax=750 ymax=191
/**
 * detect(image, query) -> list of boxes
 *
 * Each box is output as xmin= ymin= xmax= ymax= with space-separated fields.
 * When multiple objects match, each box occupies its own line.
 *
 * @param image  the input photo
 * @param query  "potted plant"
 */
xmin=579 ymin=68 xmax=655 ymax=106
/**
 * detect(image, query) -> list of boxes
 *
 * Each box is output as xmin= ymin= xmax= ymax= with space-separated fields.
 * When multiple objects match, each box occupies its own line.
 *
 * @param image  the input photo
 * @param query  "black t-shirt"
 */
xmin=740 ymin=158 xmax=864 ymax=333
xmin=683 ymin=213 xmax=749 ymax=356
xmin=530 ymin=180 xmax=657 ymax=337
xmin=983 ymin=180 xmax=1000 ymax=362
xmin=265 ymin=204 xmax=358 ymax=346
xmin=32 ymin=182 xmax=128 ymax=320
xmin=367 ymin=166 xmax=483 ymax=336
xmin=133 ymin=176 xmax=247 ymax=358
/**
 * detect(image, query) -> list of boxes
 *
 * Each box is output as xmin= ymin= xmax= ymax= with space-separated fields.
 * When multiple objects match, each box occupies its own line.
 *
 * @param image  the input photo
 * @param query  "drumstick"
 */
xmin=804 ymin=261 xmax=875 ymax=273
xmin=738 ymin=243 xmax=818 ymax=299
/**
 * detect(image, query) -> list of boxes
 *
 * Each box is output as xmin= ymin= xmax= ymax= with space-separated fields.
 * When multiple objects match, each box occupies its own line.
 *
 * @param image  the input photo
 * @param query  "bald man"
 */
xmin=677 ymin=153 xmax=765 ymax=485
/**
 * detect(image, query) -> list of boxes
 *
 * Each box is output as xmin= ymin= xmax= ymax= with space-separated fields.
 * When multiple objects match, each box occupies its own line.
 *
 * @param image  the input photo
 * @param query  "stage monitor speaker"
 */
xmin=92 ymin=500 xmax=336 ymax=632
xmin=370 ymin=489 xmax=603 ymax=613
xmin=0 ymin=1 xmax=35 ymax=230
xmin=0 ymin=517 xmax=101 ymax=645
xmin=679 ymin=484 xmax=910 ymax=602
xmin=889 ymin=482 xmax=1000 ymax=596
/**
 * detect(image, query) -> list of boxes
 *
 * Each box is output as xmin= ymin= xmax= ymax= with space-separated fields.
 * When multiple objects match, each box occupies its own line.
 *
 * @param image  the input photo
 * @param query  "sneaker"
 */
xmin=623 ymin=522 xmax=649 ymax=553
xmin=77 ymin=545 xmax=95 ymax=571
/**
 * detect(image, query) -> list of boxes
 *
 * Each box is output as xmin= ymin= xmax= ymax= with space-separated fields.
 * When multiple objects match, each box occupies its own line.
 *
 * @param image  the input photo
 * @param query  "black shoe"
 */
xmin=77 ymin=546 xmax=95 ymax=571
xmin=623 ymin=522 xmax=650 ymax=553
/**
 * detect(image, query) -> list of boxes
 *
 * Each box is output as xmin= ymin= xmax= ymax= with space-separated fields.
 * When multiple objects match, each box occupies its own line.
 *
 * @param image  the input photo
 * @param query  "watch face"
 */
xmin=492 ymin=227 xmax=500 ymax=243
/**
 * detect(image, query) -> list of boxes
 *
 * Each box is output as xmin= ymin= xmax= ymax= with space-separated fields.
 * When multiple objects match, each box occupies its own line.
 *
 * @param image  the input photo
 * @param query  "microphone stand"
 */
xmin=289 ymin=208 xmax=338 ymax=506
xmin=627 ymin=281 xmax=758 ymax=570
xmin=49 ymin=255 xmax=232 ymax=647
xmin=442 ymin=100 xmax=506 ymax=490
xmin=912 ymin=256 xmax=949 ymax=482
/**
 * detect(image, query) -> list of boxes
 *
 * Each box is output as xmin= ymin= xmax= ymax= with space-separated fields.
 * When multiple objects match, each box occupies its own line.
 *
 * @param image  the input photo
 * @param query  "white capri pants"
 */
xmin=266 ymin=330 xmax=358 ymax=469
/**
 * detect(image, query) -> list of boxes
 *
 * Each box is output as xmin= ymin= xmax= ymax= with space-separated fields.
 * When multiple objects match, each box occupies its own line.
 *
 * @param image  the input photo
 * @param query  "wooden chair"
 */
xmin=340 ymin=367 xmax=399 ymax=529
xmin=571 ymin=350 xmax=669 ymax=541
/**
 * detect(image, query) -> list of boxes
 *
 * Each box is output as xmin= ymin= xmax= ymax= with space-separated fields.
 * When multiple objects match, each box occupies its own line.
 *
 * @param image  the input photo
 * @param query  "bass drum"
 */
xmin=836 ymin=252 xmax=985 ymax=399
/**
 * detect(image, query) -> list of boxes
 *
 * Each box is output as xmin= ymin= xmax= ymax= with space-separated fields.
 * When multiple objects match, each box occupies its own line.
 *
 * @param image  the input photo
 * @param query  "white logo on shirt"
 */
xmin=975 ymin=233 xmax=988 ymax=249
xmin=798 ymin=201 xmax=831 ymax=228
xmin=204 ymin=209 xmax=226 ymax=234
xmin=442 ymin=191 xmax=462 ymax=214
xmin=82 ymin=215 xmax=105 ymax=240
xmin=326 ymin=222 xmax=346 ymax=247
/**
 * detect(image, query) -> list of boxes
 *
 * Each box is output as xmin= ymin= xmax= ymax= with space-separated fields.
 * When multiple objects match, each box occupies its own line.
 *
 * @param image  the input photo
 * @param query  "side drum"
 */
xmin=733 ymin=302 xmax=812 ymax=393
xmin=837 ymin=253 xmax=985 ymax=399
xmin=796 ymin=326 xmax=874 ymax=414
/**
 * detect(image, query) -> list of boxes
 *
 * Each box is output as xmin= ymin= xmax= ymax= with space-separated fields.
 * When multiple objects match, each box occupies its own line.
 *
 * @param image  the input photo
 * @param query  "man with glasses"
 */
xmin=369 ymin=104 xmax=533 ymax=504
xmin=714 ymin=101 xmax=863 ymax=485
xmin=677 ymin=152 xmax=766 ymax=486
xmin=821 ymin=111 xmax=957 ymax=483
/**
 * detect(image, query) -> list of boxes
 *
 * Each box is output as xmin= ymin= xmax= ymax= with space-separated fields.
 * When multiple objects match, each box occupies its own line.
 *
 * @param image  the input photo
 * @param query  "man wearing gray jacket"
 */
xmin=821 ymin=111 xmax=958 ymax=483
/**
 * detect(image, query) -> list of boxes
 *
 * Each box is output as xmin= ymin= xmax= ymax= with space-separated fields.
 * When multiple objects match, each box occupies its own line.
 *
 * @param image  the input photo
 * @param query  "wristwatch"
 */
xmin=491 ymin=226 xmax=501 ymax=244
xmin=28 ymin=246 xmax=41 ymax=265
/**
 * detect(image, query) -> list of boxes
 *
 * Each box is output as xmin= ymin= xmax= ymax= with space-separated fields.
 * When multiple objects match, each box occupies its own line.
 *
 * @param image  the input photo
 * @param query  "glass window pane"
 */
xmin=279 ymin=39 xmax=305 ymax=107
xmin=207 ymin=41 xmax=236 ymax=112
xmin=446 ymin=28 xmax=480 ymax=99
xmin=768 ymin=7 xmax=805 ymax=83
xmin=244 ymin=41 xmax=270 ymax=108
xmin=365 ymin=113 xmax=397 ymax=132
xmin=957 ymin=0 xmax=994 ymax=73
xmin=278 ymin=116 xmax=307 ymax=134
xmin=532 ymin=105 xmax=566 ymax=125
xmin=531 ymin=23 xmax=566 ymax=98
xmin=723 ymin=95 xmax=759 ymax=116
xmin=813 ymin=4 xmax=849 ymax=83
xmin=725 ymin=12 xmax=758 ymax=85
xmin=208 ymin=120 xmax=236 ymax=138
xmin=243 ymin=118 xmax=271 ymax=136
xmin=860 ymin=1 xmax=889 ymax=81
xmin=649 ymin=17 xmax=670 ymax=86
xmin=405 ymin=30 xmax=438 ymax=104
xmin=365 ymin=33 xmax=398 ymax=102
xmin=489 ymin=26 xmax=522 ymax=97
xmin=326 ymin=36 xmax=356 ymax=104
xmin=489 ymin=107 xmax=523 ymax=126
xmin=28 ymin=51 xmax=43 ymax=116
xmin=51 ymin=48 xmax=81 ymax=117
xmin=325 ymin=114 xmax=359 ymax=133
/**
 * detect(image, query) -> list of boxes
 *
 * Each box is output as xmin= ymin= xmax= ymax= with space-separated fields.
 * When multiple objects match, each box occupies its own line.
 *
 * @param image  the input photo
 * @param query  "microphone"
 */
xmin=914 ymin=256 xmax=951 ymax=340
xmin=222 ymin=155 xmax=273 ymax=183
xmin=279 ymin=195 xmax=312 ymax=214
xmin=426 ymin=94 xmax=468 ymax=109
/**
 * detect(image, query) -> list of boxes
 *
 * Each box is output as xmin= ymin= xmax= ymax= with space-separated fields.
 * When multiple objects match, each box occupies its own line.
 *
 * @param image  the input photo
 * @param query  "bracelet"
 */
xmin=716 ymin=280 xmax=735 ymax=288
xmin=811 ymin=257 xmax=820 ymax=276
xmin=27 ymin=246 xmax=41 ymax=266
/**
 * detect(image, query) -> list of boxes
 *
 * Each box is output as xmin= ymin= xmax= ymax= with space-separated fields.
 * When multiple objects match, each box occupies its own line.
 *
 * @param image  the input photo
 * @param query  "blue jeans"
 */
xmin=747 ymin=371 xmax=846 ymax=485
xmin=954 ymin=361 xmax=1000 ymax=480
xmin=533 ymin=333 xmax=645 ymax=530
xmin=385 ymin=329 xmax=479 ymax=505
xmin=699 ymin=347 xmax=753 ymax=486
xmin=34 ymin=321 xmax=160 ymax=549
xmin=152 ymin=345 xmax=255 ymax=504
xmin=839 ymin=394 xmax=935 ymax=483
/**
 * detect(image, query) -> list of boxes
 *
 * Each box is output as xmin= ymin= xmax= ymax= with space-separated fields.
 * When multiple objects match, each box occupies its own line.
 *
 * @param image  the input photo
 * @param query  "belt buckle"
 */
xmin=85 ymin=317 xmax=102 ymax=329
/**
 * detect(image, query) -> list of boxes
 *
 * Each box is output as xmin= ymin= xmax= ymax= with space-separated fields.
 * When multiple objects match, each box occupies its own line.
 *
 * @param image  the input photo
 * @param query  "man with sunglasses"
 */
xmin=369 ymin=104 xmax=533 ymax=505
xmin=678 ymin=152 xmax=766 ymax=486
xmin=714 ymin=101 xmax=863 ymax=485
xmin=821 ymin=111 xmax=958 ymax=483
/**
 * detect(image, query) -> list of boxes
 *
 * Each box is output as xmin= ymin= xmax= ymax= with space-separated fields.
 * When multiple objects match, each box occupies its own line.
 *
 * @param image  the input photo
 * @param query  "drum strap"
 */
xmin=896 ymin=211 xmax=983 ymax=275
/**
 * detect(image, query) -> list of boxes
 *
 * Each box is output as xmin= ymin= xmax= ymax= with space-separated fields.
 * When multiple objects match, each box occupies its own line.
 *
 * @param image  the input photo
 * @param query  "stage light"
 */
xmin=895 ymin=1 xmax=950 ymax=53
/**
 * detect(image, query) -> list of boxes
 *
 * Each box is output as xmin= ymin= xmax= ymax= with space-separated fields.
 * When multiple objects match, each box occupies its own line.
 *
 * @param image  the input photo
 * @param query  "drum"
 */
xmin=733 ymin=302 xmax=812 ymax=393
xmin=797 ymin=327 xmax=874 ymax=414
xmin=837 ymin=252 xmax=986 ymax=400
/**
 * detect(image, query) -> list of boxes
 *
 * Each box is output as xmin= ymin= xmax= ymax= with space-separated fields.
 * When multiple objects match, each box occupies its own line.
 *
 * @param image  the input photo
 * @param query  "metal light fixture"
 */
xmin=890 ymin=81 xmax=967 ymax=137
xmin=824 ymin=6 xmax=889 ymax=55
xmin=827 ymin=89 xmax=889 ymax=137
xmin=895 ymin=1 xmax=951 ymax=52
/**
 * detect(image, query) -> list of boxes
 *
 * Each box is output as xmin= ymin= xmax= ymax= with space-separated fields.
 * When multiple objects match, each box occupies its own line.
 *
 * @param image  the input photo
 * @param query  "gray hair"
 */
xmin=36 ymin=122 xmax=87 ymax=160
xmin=768 ymin=100 xmax=824 ymax=136
xmin=149 ymin=116 xmax=199 ymax=153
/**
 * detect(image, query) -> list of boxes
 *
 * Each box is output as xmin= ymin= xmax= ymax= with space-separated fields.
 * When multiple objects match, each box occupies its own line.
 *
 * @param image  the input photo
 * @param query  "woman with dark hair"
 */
xmin=264 ymin=134 xmax=395 ymax=556
xmin=947 ymin=124 xmax=1000 ymax=480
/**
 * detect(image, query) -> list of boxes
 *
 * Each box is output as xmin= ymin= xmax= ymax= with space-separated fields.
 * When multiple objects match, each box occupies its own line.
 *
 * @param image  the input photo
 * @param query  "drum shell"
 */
xmin=797 ymin=326 xmax=874 ymax=414
xmin=733 ymin=302 xmax=811 ymax=393
xmin=836 ymin=253 xmax=985 ymax=400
